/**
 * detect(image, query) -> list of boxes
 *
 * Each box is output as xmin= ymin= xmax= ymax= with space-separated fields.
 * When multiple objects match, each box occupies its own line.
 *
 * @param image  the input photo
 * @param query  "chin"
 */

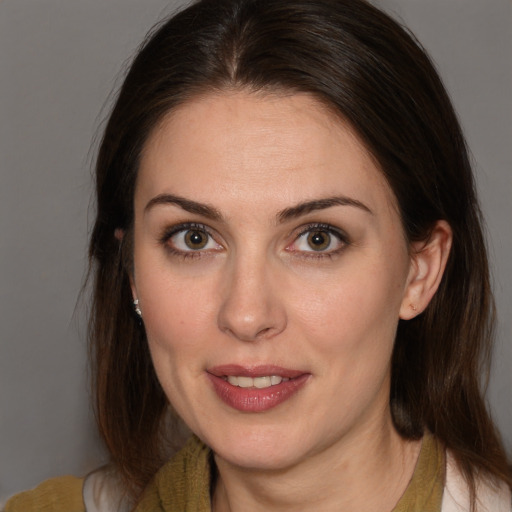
xmin=204 ymin=423 xmax=316 ymax=471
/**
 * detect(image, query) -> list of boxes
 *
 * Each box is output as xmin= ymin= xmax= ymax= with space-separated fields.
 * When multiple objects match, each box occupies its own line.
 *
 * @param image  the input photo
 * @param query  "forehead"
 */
xmin=137 ymin=91 xmax=398 ymax=217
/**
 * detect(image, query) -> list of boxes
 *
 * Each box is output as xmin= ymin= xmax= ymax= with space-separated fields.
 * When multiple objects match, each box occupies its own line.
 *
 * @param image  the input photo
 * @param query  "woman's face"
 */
xmin=132 ymin=91 xmax=417 ymax=470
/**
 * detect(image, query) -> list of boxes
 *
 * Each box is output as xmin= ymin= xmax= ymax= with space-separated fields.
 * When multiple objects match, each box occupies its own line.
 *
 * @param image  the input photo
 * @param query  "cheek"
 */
xmin=289 ymin=256 xmax=407 ymax=369
xmin=140 ymin=274 xmax=217 ymax=353
xmin=296 ymin=266 xmax=403 ymax=332
xmin=132 ymin=241 xmax=216 ymax=344
xmin=137 ymin=273 xmax=218 ymax=406
xmin=291 ymin=265 xmax=404 ymax=417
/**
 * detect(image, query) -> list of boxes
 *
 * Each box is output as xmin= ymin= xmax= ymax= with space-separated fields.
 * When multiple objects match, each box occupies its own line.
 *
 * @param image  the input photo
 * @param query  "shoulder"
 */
xmin=81 ymin=466 xmax=132 ymax=512
xmin=441 ymin=452 xmax=512 ymax=512
xmin=4 ymin=475 xmax=85 ymax=512
xmin=3 ymin=468 xmax=133 ymax=512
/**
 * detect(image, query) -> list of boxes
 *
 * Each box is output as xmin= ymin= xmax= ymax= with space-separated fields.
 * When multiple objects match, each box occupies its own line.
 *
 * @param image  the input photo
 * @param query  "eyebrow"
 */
xmin=144 ymin=194 xmax=223 ymax=221
xmin=144 ymin=193 xmax=372 ymax=222
xmin=277 ymin=196 xmax=373 ymax=222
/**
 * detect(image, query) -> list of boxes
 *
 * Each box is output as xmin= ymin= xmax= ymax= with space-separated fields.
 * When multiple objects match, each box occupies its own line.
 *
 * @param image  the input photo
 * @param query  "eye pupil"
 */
xmin=185 ymin=229 xmax=208 ymax=249
xmin=307 ymin=231 xmax=330 ymax=251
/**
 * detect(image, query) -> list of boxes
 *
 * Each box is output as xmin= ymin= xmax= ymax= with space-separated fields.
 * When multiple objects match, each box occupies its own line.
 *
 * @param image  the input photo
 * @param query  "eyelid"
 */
xmin=158 ymin=221 xmax=349 ymax=260
xmin=286 ymin=222 xmax=350 ymax=256
xmin=296 ymin=222 xmax=348 ymax=240
xmin=159 ymin=222 xmax=223 ymax=257
xmin=158 ymin=222 xmax=213 ymax=244
xmin=293 ymin=223 xmax=350 ymax=244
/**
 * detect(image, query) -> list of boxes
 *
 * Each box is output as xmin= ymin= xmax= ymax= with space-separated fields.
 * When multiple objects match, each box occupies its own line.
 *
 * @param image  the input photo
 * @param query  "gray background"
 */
xmin=1 ymin=0 xmax=510 ymax=504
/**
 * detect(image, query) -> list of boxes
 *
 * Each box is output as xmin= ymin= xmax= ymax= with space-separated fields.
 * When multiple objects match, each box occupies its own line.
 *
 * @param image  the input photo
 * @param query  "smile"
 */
xmin=224 ymin=375 xmax=290 ymax=388
xmin=207 ymin=365 xmax=310 ymax=412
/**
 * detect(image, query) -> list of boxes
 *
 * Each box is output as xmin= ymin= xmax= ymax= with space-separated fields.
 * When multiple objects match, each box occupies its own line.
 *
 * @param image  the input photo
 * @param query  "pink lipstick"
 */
xmin=207 ymin=365 xmax=310 ymax=412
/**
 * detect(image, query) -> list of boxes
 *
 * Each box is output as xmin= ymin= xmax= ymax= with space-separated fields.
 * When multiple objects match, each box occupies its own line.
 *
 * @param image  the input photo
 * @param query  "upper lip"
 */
xmin=207 ymin=364 xmax=307 ymax=379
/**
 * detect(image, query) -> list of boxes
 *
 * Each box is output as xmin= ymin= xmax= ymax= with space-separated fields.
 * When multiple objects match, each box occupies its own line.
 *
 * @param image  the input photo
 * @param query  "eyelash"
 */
xmin=159 ymin=222 xmax=219 ymax=260
xmin=158 ymin=222 xmax=350 ymax=261
xmin=289 ymin=223 xmax=350 ymax=260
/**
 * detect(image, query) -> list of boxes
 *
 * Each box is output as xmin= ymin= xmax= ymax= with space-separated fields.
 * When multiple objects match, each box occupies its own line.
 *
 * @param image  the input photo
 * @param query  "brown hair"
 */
xmin=89 ymin=0 xmax=511 ymax=504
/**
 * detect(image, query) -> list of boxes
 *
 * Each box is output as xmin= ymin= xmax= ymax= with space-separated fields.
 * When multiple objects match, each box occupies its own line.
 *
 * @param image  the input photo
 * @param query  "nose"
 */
xmin=217 ymin=255 xmax=287 ymax=342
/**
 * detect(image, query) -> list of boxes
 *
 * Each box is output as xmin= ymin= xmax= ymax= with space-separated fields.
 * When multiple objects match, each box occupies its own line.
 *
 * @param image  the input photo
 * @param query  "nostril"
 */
xmin=220 ymin=323 xmax=283 ymax=343
xmin=256 ymin=326 xmax=273 ymax=338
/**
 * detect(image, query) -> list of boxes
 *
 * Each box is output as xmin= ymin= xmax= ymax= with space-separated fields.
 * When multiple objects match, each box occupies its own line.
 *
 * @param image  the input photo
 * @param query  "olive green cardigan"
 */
xmin=4 ymin=433 xmax=448 ymax=511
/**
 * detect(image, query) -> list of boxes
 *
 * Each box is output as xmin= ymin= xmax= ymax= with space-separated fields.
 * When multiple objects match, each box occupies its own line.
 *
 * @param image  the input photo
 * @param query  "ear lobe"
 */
xmin=399 ymin=220 xmax=452 ymax=320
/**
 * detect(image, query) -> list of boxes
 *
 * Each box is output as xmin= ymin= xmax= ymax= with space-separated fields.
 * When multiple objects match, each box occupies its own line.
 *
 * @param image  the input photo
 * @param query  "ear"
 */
xmin=399 ymin=220 xmax=453 ymax=320
xmin=114 ymin=228 xmax=124 ymax=241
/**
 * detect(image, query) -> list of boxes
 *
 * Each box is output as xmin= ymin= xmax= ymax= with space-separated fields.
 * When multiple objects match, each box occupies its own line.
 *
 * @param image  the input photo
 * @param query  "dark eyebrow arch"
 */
xmin=277 ymin=196 xmax=373 ymax=222
xmin=144 ymin=193 xmax=223 ymax=221
xmin=145 ymin=193 xmax=371 ymax=223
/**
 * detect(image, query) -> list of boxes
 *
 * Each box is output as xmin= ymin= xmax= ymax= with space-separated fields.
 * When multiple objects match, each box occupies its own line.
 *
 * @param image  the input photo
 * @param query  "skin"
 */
xmin=131 ymin=91 xmax=452 ymax=511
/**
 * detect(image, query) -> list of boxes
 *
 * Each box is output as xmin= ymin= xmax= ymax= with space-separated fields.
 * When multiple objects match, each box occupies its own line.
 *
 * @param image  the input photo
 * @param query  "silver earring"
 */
xmin=133 ymin=298 xmax=142 ymax=318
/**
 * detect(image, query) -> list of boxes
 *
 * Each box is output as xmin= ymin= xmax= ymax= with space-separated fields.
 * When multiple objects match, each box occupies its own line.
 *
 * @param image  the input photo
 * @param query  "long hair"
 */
xmin=89 ymin=0 xmax=511 ymax=502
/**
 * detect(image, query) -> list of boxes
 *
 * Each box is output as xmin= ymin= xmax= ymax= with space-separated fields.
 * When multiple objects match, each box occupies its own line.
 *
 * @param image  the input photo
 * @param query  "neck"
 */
xmin=212 ymin=414 xmax=421 ymax=512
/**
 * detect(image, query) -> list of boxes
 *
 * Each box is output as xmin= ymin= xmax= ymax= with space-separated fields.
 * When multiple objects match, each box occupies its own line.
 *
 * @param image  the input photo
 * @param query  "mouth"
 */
xmin=224 ymin=375 xmax=290 ymax=389
xmin=206 ymin=365 xmax=310 ymax=412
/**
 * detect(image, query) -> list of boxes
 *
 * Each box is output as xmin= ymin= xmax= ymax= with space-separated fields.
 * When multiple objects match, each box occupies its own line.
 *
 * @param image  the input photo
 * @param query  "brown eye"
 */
xmin=287 ymin=224 xmax=347 ymax=256
xmin=307 ymin=230 xmax=331 ymax=251
xmin=165 ymin=223 xmax=222 ymax=256
xmin=184 ymin=229 xmax=209 ymax=250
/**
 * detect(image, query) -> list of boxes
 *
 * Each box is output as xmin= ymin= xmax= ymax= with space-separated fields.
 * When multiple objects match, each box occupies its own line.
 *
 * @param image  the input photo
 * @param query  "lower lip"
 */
xmin=206 ymin=373 xmax=310 ymax=412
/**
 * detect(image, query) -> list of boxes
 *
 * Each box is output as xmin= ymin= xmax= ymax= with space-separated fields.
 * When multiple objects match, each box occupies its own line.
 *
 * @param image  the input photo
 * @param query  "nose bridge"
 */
xmin=217 ymin=245 xmax=286 ymax=342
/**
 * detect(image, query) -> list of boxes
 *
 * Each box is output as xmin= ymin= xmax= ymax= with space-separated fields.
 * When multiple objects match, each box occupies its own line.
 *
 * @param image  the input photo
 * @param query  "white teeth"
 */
xmin=253 ymin=376 xmax=271 ymax=388
xmin=237 ymin=376 xmax=253 ymax=388
xmin=227 ymin=376 xmax=239 ymax=386
xmin=226 ymin=375 xmax=287 ymax=389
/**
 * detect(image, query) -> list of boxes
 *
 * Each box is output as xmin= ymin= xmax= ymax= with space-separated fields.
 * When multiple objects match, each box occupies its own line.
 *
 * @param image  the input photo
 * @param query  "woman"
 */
xmin=6 ymin=0 xmax=511 ymax=510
